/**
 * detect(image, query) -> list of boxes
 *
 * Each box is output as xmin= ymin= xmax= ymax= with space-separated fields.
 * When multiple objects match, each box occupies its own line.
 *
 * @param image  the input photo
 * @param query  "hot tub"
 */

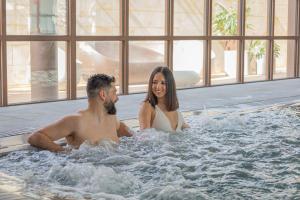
xmin=0 ymin=103 xmax=299 ymax=199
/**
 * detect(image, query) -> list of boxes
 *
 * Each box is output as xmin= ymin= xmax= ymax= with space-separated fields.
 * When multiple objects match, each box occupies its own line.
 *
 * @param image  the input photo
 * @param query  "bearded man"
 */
xmin=27 ymin=74 xmax=132 ymax=152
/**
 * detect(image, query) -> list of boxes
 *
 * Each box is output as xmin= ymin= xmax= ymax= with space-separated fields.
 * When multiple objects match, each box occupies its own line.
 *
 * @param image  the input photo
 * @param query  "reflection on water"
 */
xmin=0 ymin=105 xmax=300 ymax=199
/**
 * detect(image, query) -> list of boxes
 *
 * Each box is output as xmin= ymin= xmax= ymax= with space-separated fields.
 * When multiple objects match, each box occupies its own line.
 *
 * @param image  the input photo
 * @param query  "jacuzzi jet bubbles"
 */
xmin=0 ymin=104 xmax=299 ymax=199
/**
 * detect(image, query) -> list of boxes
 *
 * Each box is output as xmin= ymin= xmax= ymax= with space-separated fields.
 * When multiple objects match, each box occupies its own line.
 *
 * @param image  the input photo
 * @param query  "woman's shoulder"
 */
xmin=139 ymin=101 xmax=155 ymax=113
xmin=140 ymin=101 xmax=154 ymax=109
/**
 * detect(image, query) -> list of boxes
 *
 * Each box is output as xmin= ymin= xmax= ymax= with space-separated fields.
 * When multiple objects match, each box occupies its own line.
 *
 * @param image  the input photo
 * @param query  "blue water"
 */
xmin=0 ymin=104 xmax=299 ymax=200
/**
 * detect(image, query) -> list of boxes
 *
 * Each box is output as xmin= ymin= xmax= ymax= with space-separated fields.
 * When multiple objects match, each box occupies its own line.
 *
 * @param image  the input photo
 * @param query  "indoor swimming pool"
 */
xmin=0 ymin=103 xmax=299 ymax=200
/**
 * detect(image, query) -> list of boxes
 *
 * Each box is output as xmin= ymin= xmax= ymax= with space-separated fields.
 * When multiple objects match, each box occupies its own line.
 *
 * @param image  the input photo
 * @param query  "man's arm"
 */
xmin=117 ymin=120 xmax=133 ymax=137
xmin=27 ymin=115 xmax=78 ymax=152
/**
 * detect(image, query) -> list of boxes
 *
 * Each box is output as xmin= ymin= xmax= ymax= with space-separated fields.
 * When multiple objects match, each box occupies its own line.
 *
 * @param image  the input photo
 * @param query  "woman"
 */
xmin=139 ymin=66 xmax=189 ymax=132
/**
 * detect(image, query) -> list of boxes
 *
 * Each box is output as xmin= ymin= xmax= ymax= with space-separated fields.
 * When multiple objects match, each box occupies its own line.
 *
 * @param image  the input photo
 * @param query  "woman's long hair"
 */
xmin=144 ymin=66 xmax=179 ymax=111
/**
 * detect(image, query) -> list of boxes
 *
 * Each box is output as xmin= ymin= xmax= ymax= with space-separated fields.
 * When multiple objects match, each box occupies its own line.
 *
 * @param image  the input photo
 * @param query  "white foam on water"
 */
xmin=0 ymin=104 xmax=300 ymax=199
xmin=47 ymin=163 xmax=140 ymax=195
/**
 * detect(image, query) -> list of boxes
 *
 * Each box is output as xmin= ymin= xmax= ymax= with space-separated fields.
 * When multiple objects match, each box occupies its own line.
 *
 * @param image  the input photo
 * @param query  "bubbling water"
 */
xmin=0 ymin=105 xmax=300 ymax=200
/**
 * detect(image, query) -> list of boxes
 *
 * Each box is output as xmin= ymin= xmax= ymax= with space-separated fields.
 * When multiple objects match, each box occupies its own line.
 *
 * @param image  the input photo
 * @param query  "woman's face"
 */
xmin=152 ymin=72 xmax=167 ymax=99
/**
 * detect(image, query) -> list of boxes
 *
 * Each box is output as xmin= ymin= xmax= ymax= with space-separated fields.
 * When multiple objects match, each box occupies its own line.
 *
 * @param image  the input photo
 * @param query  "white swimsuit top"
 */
xmin=152 ymin=105 xmax=184 ymax=133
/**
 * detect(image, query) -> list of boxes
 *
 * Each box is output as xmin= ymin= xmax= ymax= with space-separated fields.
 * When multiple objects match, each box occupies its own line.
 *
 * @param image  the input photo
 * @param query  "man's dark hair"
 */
xmin=144 ymin=66 xmax=179 ymax=111
xmin=86 ymin=74 xmax=115 ymax=98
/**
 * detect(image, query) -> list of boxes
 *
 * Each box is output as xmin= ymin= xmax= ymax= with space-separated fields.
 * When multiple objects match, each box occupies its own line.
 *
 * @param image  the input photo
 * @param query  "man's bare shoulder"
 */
xmin=37 ymin=115 xmax=75 ymax=133
xmin=41 ymin=111 xmax=86 ymax=132
xmin=59 ymin=113 xmax=81 ymax=124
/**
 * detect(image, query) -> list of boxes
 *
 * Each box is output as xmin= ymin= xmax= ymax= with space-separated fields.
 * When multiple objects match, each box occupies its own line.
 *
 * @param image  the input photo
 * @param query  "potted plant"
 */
xmin=213 ymin=3 xmax=280 ymax=78
xmin=247 ymin=41 xmax=280 ymax=75
xmin=247 ymin=40 xmax=265 ymax=75
xmin=213 ymin=3 xmax=238 ymax=50
xmin=212 ymin=3 xmax=246 ymax=78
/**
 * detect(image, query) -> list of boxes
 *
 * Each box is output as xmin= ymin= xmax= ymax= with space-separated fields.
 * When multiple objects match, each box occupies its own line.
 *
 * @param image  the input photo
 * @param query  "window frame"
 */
xmin=0 ymin=0 xmax=299 ymax=106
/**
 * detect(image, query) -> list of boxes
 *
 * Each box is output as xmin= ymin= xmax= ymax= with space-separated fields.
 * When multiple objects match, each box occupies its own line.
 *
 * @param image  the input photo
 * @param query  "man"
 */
xmin=27 ymin=74 xmax=132 ymax=152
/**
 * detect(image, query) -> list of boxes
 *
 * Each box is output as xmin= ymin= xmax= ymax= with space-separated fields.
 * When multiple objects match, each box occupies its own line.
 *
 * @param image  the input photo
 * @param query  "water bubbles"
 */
xmin=47 ymin=162 xmax=141 ymax=197
xmin=0 ymin=104 xmax=300 ymax=199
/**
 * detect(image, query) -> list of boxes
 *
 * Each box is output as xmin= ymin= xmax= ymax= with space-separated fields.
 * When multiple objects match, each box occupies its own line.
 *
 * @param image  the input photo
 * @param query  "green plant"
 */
xmin=248 ymin=41 xmax=280 ymax=65
xmin=248 ymin=40 xmax=266 ymax=63
xmin=273 ymin=42 xmax=280 ymax=58
xmin=213 ymin=3 xmax=252 ymax=50
xmin=212 ymin=3 xmax=237 ymax=50
xmin=213 ymin=3 xmax=280 ymax=61
xmin=213 ymin=4 xmax=238 ymax=36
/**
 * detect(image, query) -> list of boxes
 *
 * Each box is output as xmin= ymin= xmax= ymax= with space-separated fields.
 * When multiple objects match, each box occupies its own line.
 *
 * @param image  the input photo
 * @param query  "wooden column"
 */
xmin=0 ymin=0 xmax=7 ymax=106
xmin=287 ymin=0 xmax=297 ymax=77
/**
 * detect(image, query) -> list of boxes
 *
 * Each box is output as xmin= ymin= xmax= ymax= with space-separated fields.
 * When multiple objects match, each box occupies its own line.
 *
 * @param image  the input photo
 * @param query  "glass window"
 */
xmin=273 ymin=40 xmax=295 ymax=79
xmin=129 ymin=41 xmax=165 ymax=93
xmin=1 ymin=0 xmax=299 ymax=106
xmin=6 ymin=0 xmax=67 ymax=35
xmin=76 ymin=0 xmax=120 ymax=36
xmin=211 ymin=40 xmax=238 ymax=85
xmin=129 ymin=0 xmax=166 ymax=36
xmin=212 ymin=0 xmax=239 ymax=36
xmin=244 ymin=40 xmax=268 ymax=82
xmin=7 ymin=41 xmax=67 ymax=104
xmin=173 ymin=40 xmax=204 ymax=88
xmin=274 ymin=0 xmax=297 ymax=36
xmin=245 ymin=0 xmax=268 ymax=36
xmin=174 ymin=0 xmax=205 ymax=36
xmin=76 ymin=41 xmax=120 ymax=97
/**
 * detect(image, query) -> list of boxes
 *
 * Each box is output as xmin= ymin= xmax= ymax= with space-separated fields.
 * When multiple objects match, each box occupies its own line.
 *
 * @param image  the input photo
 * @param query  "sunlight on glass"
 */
xmin=211 ymin=40 xmax=238 ymax=85
xmin=244 ymin=40 xmax=268 ymax=82
xmin=129 ymin=0 xmax=166 ymax=36
xmin=245 ymin=0 xmax=268 ymax=36
xmin=76 ymin=0 xmax=120 ymax=35
xmin=6 ymin=0 xmax=67 ymax=35
xmin=129 ymin=41 xmax=165 ymax=93
xmin=174 ymin=0 xmax=205 ymax=36
xmin=273 ymin=40 xmax=295 ymax=79
xmin=212 ymin=0 xmax=238 ymax=36
xmin=274 ymin=0 xmax=297 ymax=36
xmin=173 ymin=41 xmax=204 ymax=88
xmin=76 ymin=41 xmax=120 ymax=97
xmin=7 ymin=42 xmax=67 ymax=104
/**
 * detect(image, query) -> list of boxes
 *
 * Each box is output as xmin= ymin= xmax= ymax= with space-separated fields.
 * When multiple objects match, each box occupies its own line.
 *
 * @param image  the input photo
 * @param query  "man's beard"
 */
xmin=104 ymin=100 xmax=117 ymax=115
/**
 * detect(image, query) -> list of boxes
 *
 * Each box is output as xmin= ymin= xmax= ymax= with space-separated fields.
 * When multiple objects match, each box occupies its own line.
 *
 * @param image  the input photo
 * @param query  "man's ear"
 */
xmin=99 ymin=89 xmax=106 ymax=101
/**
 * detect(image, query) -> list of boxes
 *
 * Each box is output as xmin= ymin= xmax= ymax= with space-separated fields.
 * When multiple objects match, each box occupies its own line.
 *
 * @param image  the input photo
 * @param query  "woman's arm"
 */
xmin=138 ymin=102 xmax=153 ymax=130
xmin=182 ymin=122 xmax=190 ymax=129
xmin=179 ymin=112 xmax=190 ymax=129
